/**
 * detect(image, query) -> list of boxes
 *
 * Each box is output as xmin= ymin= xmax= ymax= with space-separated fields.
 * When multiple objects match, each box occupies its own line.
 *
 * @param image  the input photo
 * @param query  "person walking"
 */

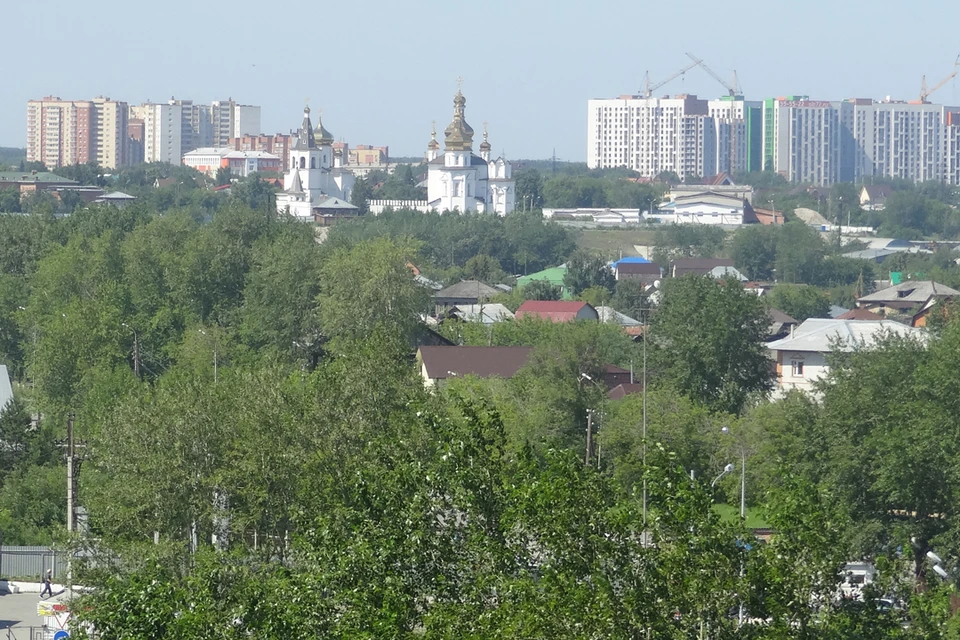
xmin=39 ymin=569 xmax=53 ymax=599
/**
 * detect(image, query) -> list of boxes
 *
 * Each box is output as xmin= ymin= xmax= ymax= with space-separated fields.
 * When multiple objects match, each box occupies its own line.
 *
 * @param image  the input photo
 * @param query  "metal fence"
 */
xmin=3 ymin=627 xmax=47 ymax=640
xmin=0 ymin=547 xmax=63 ymax=580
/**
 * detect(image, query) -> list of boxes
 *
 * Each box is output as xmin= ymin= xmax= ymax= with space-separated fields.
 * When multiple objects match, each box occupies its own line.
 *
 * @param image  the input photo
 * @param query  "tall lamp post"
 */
xmin=721 ymin=426 xmax=748 ymax=628
xmin=580 ymin=373 xmax=604 ymax=467
xmin=721 ymin=426 xmax=746 ymax=521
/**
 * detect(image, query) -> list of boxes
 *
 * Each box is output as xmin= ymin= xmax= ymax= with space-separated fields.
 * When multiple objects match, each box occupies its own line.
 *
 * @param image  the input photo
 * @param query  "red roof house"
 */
xmin=515 ymin=301 xmax=599 ymax=322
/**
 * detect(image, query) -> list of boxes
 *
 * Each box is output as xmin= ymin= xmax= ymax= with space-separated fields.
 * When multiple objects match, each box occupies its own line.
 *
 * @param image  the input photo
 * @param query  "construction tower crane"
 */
xmin=686 ymin=53 xmax=742 ymax=97
xmin=641 ymin=59 xmax=700 ymax=98
xmin=919 ymin=55 xmax=960 ymax=103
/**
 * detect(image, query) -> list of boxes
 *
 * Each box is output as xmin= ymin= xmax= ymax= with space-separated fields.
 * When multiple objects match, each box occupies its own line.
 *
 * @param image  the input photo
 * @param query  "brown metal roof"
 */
xmin=418 ymin=346 xmax=532 ymax=380
xmin=616 ymin=262 xmax=661 ymax=275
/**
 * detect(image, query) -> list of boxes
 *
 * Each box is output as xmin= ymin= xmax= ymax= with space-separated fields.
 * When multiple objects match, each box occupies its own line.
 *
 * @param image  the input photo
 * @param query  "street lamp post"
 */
xmin=721 ymin=426 xmax=747 ymax=628
xmin=721 ymin=426 xmax=746 ymax=521
xmin=712 ymin=463 xmax=735 ymax=487
xmin=198 ymin=329 xmax=218 ymax=383
xmin=580 ymin=373 xmax=604 ymax=467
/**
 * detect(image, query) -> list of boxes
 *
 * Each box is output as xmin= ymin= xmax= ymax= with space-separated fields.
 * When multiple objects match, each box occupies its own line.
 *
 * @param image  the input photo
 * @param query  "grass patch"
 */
xmin=712 ymin=503 xmax=770 ymax=530
xmin=575 ymin=228 xmax=659 ymax=260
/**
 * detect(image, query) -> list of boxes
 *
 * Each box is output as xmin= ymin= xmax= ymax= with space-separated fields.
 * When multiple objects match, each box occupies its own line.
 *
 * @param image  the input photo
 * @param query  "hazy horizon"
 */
xmin=5 ymin=0 xmax=960 ymax=161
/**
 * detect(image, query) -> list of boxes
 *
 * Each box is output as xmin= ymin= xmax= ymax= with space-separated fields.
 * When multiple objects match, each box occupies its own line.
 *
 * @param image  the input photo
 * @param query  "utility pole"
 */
xmin=585 ymin=410 xmax=593 ymax=466
xmin=133 ymin=331 xmax=141 ymax=379
xmin=60 ymin=413 xmax=86 ymax=589
xmin=66 ymin=413 xmax=74 ymax=535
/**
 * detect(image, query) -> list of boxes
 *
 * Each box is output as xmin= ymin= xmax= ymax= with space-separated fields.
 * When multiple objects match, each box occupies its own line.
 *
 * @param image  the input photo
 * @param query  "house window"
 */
xmin=791 ymin=360 xmax=804 ymax=377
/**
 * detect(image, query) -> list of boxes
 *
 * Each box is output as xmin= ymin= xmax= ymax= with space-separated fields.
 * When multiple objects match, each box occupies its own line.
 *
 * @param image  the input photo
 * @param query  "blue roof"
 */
xmin=613 ymin=257 xmax=651 ymax=267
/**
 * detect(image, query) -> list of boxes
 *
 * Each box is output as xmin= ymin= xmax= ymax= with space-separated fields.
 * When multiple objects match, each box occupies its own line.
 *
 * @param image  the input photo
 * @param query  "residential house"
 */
xmin=615 ymin=262 xmax=662 ymax=285
xmin=313 ymin=197 xmax=360 ymax=226
xmin=766 ymin=318 xmax=928 ymax=395
xmin=767 ymin=309 xmax=799 ymax=340
xmin=433 ymin=280 xmax=501 ymax=313
xmin=608 ymin=383 xmax=644 ymax=401
xmin=856 ymin=280 xmax=960 ymax=325
xmin=708 ymin=265 xmax=748 ymax=281
xmin=604 ymin=364 xmax=633 ymax=388
xmin=648 ymin=192 xmax=752 ymax=226
xmin=669 ymin=258 xmax=735 ymax=278
xmin=516 ymin=266 xmax=570 ymax=299
xmin=836 ymin=308 xmax=884 ymax=321
xmin=859 ymin=184 xmax=892 ymax=211
xmin=597 ymin=306 xmax=644 ymax=340
xmin=94 ymin=191 xmax=137 ymax=208
xmin=515 ymin=301 xmax=599 ymax=322
xmin=446 ymin=304 xmax=514 ymax=325
xmin=416 ymin=345 xmax=532 ymax=388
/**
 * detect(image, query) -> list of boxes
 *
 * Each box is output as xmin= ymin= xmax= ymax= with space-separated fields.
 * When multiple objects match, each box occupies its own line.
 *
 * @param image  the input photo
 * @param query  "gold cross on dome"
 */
xmin=457 ymin=76 xmax=463 ymax=90
xmin=305 ymin=97 xmax=310 ymax=106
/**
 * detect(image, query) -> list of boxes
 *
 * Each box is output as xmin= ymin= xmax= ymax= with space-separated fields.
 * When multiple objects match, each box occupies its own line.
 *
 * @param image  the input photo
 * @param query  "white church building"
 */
xmin=275 ymin=106 xmax=356 ymax=220
xmin=369 ymin=89 xmax=516 ymax=216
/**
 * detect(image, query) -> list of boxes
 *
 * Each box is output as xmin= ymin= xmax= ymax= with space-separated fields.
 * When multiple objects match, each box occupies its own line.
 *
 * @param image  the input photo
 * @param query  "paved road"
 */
xmin=0 ymin=593 xmax=46 ymax=632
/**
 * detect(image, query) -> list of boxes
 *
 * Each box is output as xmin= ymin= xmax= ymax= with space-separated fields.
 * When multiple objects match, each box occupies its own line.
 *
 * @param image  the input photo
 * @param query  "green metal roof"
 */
xmin=516 ymin=266 xmax=572 ymax=300
xmin=0 ymin=171 xmax=76 ymax=184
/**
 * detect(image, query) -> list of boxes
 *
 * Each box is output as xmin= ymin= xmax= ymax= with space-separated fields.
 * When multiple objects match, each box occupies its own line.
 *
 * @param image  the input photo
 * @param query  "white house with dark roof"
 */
xmin=766 ymin=318 xmax=928 ymax=396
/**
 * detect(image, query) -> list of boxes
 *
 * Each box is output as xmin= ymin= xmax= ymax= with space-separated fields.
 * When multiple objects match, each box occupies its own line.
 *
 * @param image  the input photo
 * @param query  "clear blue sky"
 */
xmin=4 ymin=0 xmax=960 ymax=161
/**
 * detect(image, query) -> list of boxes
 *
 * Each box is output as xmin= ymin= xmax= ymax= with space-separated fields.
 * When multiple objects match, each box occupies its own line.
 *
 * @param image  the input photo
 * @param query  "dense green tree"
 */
xmin=54 ymin=162 xmax=107 ymax=187
xmin=766 ymin=283 xmax=831 ymax=321
xmin=816 ymin=326 xmax=949 ymax=580
xmin=775 ymin=221 xmax=826 ymax=284
xmin=650 ymin=275 xmax=773 ymax=414
xmin=239 ymin=223 xmax=322 ymax=360
xmin=214 ymin=166 xmax=232 ymax=186
xmin=514 ymin=167 xmax=544 ymax=210
xmin=317 ymin=236 xmax=428 ymax=346
xmin=350 ymin=175 xmax=372 ymax=214
xmin=462 ymin=254 xmax=506 ymax=283
xmin=730 ymin=224 xmax=778 ymax=280
xmin=517 ymin=278 xmax=561 ymax=301
xmin=0 ymin=188 xmax=21 ymax=213
xmin=563 ymin=251 xmax=615 ymax=296
xmin=611 ymin=277 xmax=649 ymax=321
xmin=651 ymin=224 xmax=726 ymax=264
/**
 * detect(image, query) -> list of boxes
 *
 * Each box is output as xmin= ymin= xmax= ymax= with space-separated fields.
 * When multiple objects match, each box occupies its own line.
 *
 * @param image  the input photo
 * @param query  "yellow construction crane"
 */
xmin=919 ymin=55 xmax=960 ymax=103
xmin=641 ymin=60 xmax=700 ymax=98
xmin=686 ymin=53 xmax=742 ymax=97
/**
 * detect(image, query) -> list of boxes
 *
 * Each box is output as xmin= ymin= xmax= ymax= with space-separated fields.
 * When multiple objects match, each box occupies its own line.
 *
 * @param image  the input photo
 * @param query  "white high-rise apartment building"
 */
xmin=849 ymin=100 xmax=951 ymax=183
xmin=763 ymin=98 xmax=854 ymax=186
xmin=211 ymin=100 xmax=261 ymax=147
xmin=131 ymin=98 xmax=261 ymax=165
xmin=132 ymin=102 xmax=183 ymax=164
xmin=763 ymin=97 xmax=960 ymax=186
xmin=587 ymin=94 xmax=717 ymax=179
